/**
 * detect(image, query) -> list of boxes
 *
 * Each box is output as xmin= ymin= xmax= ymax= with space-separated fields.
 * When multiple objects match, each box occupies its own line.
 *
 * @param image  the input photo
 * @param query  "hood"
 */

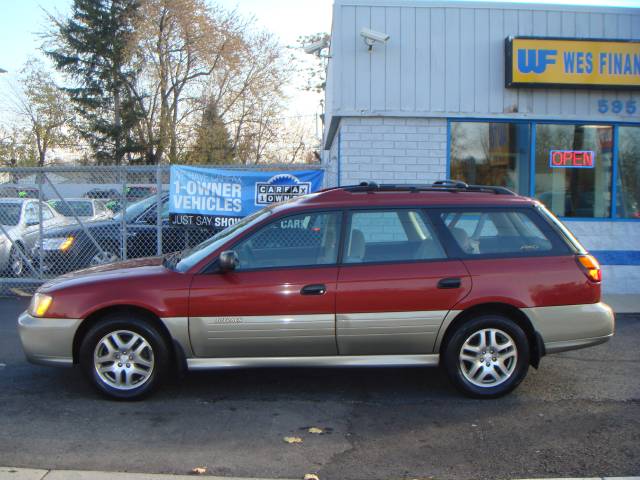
xmin=40 ymin=256 xmax=166 ymax=292
xmin=0 ymin=225 xmax=19 ymax=237
xmin=43 ymin=217 xmax=120 ymax=237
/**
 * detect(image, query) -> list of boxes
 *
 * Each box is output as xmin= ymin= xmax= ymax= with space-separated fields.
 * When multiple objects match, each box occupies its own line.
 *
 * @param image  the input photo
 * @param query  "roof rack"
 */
xmin=341 ymin=180 xmax=517 ymax=196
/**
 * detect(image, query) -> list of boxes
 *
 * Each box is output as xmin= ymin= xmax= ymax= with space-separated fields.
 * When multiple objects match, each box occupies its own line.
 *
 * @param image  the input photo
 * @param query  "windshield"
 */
xmin=113 ymin=195 xmax=157 ymax=223
xmin=49 ymin=200 xmax=94 ymax=217
xmin=172 ymin=209 xmax=272 ymax=273
xmin=0 ymin=203 xmax=22 ymax=226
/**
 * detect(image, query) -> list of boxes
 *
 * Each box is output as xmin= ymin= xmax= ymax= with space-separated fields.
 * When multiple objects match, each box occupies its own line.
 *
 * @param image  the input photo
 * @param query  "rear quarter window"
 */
xmin=438 ymin=208 xmax=568 ymax=257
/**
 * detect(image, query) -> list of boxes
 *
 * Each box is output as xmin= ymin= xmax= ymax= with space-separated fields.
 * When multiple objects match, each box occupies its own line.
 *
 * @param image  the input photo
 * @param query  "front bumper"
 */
xmin=523 ymin=302 xmax=615 ymax=354
xmin=18 ymin=311 xmax=82 ymax=367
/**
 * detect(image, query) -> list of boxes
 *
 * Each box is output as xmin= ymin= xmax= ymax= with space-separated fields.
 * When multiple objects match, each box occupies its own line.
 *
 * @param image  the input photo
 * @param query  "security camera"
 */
xmin=360 ymin=28 xmax=390 ymax=50
xmin=303 ymin=38 xmax=330 ymax=56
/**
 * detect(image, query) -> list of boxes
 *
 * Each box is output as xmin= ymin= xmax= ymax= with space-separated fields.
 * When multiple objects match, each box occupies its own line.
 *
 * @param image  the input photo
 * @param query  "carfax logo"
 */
xmin=255 ymin=174 xmax=311 ymax=206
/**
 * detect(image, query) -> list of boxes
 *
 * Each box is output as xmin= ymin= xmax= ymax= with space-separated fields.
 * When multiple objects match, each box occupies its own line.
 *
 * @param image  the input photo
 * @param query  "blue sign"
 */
xmin=169 ymin=166 xmax=324 ymax=228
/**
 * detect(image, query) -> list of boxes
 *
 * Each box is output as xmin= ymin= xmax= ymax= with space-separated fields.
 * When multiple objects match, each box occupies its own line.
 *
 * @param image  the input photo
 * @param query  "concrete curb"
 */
xmin=0 ymin=467 xmax=297 ymax=480
xmin=2 ymin=469 xmax=639 ymax=480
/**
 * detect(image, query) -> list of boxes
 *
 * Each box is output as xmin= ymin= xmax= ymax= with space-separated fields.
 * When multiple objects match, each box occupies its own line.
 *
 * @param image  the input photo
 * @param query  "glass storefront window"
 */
xmin=616 ymin=126 xmax=640 ymax=219
xmin=450 ymin=122 xmax=530 ymax=194
xmin=534 ymin=124 xmax=613 ymax=218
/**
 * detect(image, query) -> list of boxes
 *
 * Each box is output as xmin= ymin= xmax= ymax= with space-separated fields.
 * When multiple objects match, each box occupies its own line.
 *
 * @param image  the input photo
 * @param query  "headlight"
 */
xmin=42 ymin=237 xmax=75 ymax=252
xmin=29 ymin=293 xmax=53 ymax=317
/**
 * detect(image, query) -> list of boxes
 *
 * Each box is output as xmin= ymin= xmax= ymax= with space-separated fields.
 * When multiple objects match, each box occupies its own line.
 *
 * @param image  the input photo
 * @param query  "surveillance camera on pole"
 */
xmin=360 ymin=28 xmax=390 ymax=50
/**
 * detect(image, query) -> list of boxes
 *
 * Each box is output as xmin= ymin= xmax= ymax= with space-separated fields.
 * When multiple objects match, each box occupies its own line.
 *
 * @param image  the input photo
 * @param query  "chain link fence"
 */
xmin=0 ymin=164 xmax=324 ymax=296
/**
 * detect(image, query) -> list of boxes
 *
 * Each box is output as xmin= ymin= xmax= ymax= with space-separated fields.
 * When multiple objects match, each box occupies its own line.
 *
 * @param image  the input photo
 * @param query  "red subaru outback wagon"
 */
xmin=19 ymin=181 xmax=614 ymax=399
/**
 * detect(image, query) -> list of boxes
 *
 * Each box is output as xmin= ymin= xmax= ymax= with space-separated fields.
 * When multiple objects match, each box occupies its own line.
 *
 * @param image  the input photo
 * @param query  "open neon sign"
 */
xmin=549 ymin=150 xmax=596 ymax=169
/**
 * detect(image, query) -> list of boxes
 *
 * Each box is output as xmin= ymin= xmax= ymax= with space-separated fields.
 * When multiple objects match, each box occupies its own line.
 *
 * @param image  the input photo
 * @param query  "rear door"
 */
xmin=336 ymin=208 xmax=471 ymax=355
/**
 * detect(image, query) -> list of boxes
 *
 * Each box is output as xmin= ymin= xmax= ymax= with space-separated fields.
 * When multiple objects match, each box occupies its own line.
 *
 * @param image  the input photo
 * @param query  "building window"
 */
xmin=616 ymin=126 xmax=640 ymax=219
xmin=534 ymin=124 xmax=613 ymax=218
xmin=449 ymin=122 xmax=531 ymax=194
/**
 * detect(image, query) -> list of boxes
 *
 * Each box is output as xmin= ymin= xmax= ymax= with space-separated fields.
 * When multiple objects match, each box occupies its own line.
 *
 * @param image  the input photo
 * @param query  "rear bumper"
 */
xmin=17 ymin=311 xmax=82 ymax=367
xmin=523 ymin=302 xmax=615 ymax=354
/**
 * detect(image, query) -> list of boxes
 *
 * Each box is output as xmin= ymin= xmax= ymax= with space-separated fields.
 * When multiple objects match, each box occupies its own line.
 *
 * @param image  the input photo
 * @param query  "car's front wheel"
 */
xmin=443 ymin=315 xmax=530 ymax=398
xmin=79 ymin=314 xmax=169 ymax=400
xmin=8 ymin=245 xmax=26 ymax=277
xmin=89 ymin=249 xmax=120 ymax=266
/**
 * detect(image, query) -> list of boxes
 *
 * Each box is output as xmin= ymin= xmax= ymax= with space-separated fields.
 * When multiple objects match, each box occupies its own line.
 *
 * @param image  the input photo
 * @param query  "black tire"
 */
xmin=79 ymin=313 xmax=170 ymax=400
xmin=7 ymin=244 xmax=26 ymax=277
xmin=443 ymin=314 xmax=530 ymax=399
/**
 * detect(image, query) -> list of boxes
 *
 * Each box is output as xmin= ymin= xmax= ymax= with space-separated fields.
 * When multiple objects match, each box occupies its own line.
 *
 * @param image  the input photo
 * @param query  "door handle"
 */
xmin=437 ymin=277 xmax=461 ymax=289
xmin=300 ymin=284 xmax=327 ymax=295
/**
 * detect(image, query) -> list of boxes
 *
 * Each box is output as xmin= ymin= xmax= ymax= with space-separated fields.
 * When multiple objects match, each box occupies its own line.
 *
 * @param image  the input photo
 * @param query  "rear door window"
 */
xmin=344 ymin=209 xmax=446 ymax=264
xmin=439 ymin=209 xmax=560 ymax=256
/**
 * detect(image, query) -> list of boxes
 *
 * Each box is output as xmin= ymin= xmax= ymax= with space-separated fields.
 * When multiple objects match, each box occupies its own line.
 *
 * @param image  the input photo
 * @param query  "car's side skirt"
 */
xmin=186 ymin=354 xmax=440 ymax=370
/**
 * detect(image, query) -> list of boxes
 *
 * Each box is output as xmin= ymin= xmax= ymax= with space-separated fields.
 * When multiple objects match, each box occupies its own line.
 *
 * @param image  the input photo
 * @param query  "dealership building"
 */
xmin=321 ymin=0 xmax=640 ymax=294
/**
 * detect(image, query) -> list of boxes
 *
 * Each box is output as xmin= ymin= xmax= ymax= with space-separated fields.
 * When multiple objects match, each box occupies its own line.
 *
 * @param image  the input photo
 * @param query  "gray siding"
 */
xmin=325 ymin=0 xmax=640 ymax=142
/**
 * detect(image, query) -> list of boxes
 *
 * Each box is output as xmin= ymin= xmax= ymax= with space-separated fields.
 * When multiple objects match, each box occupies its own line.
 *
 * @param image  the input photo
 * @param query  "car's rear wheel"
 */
xmin=79 ymin=314 xmax=169 ymax=400
xmin=443 ymin=314 xmax=530 ymax=398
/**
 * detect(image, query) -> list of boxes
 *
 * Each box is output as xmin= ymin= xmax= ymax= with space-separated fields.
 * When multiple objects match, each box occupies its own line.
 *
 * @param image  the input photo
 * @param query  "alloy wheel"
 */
xmin=10 ymin=248 xmax=24 ymax=277
xmin=93 ymin=330 xmax=155 ymax=391
xmin=89 ymin=251 xmax=119 ymax=266
xmin=459 ymin=328 xmax=518 ymax=387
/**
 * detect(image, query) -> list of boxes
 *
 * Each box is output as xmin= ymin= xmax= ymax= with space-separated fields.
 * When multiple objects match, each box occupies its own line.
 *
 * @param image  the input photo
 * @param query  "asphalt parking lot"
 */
xmin=0 ymin=297 xmax=638 ymax=480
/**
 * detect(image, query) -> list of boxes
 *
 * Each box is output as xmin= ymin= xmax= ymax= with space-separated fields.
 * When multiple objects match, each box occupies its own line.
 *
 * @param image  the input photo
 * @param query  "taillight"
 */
xmin=577 ymin=254 xmax=602 ymax=282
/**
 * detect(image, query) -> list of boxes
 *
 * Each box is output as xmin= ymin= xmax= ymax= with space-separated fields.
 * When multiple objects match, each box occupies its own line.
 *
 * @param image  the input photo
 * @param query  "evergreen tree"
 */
xmin=186 ymin=100 xmax=234 ymax=165
xmin=46 ymin=0 xmax=141 ymax=164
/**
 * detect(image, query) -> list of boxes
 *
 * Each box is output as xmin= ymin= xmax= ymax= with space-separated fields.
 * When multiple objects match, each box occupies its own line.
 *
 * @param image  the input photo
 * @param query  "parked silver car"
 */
xmin=0 ymin=198 xmax=66 ymax=276
xmin=48 ymin=198 xmax=113 ymax=221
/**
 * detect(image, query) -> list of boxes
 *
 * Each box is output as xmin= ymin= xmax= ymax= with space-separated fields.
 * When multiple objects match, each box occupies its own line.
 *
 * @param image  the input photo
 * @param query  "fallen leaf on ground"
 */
xmin=308 ymin=427 xmax=324 ymax=434
xmin=284 ymin=436 xmax=303 ymax=444
xmin=303 ymin=474 xmax=320 ymax=480
xmin=191 ymin=466 xmax=207 ymax=474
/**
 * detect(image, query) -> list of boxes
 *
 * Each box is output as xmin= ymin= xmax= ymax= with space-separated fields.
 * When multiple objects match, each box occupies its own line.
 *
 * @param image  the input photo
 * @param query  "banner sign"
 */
xmin=506 ymin=37 xmax=640 ymax=89
xmin=169 ymin=166 xmax=324 ymax=227
xmin=549 ymin=150 xmax=595 ymax=169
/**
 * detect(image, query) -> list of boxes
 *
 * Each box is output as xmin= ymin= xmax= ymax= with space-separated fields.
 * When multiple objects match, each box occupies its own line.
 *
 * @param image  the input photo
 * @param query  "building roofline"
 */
xmin=333 ymin=0 xmax=640 ymax=15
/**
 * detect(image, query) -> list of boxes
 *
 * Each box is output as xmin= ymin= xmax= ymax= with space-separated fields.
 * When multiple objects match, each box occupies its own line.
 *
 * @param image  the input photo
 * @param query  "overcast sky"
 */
xmin=1 ymin=0 xmax=638 ymax=118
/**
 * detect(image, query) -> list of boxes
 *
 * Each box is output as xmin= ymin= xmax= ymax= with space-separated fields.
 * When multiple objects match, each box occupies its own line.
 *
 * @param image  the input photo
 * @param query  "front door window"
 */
xmin=233 ymin=211 xmax=342 ymax=270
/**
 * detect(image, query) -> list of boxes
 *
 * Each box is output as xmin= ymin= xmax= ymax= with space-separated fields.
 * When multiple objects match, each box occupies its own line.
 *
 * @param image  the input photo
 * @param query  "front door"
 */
xmin=189 ymin=210 xmax=343 ymax=358
xmin=336 ymin=209 xmax=471 ymax=355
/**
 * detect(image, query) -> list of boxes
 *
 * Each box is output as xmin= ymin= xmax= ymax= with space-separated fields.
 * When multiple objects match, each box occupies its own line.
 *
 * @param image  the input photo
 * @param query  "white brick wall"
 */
xmin=324 ymin=117 xmax=447 ymax=187
xmin=561 ymin=220 xmax=640 ymax=294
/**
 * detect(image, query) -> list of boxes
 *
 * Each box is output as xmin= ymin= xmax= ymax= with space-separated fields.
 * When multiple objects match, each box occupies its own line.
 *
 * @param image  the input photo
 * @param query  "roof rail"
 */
xmin=341 ymin=180 xmax=517 ymax=196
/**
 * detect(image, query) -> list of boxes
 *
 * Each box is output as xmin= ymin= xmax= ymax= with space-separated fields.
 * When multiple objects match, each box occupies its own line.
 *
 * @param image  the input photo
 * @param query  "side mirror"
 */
xmin=218 ymin=250 xmax=239 ymax=272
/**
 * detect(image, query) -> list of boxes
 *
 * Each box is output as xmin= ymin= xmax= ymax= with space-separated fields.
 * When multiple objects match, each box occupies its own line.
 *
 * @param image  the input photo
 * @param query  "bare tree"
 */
xmin=7 ymin=60 xmax=74 ymax=167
